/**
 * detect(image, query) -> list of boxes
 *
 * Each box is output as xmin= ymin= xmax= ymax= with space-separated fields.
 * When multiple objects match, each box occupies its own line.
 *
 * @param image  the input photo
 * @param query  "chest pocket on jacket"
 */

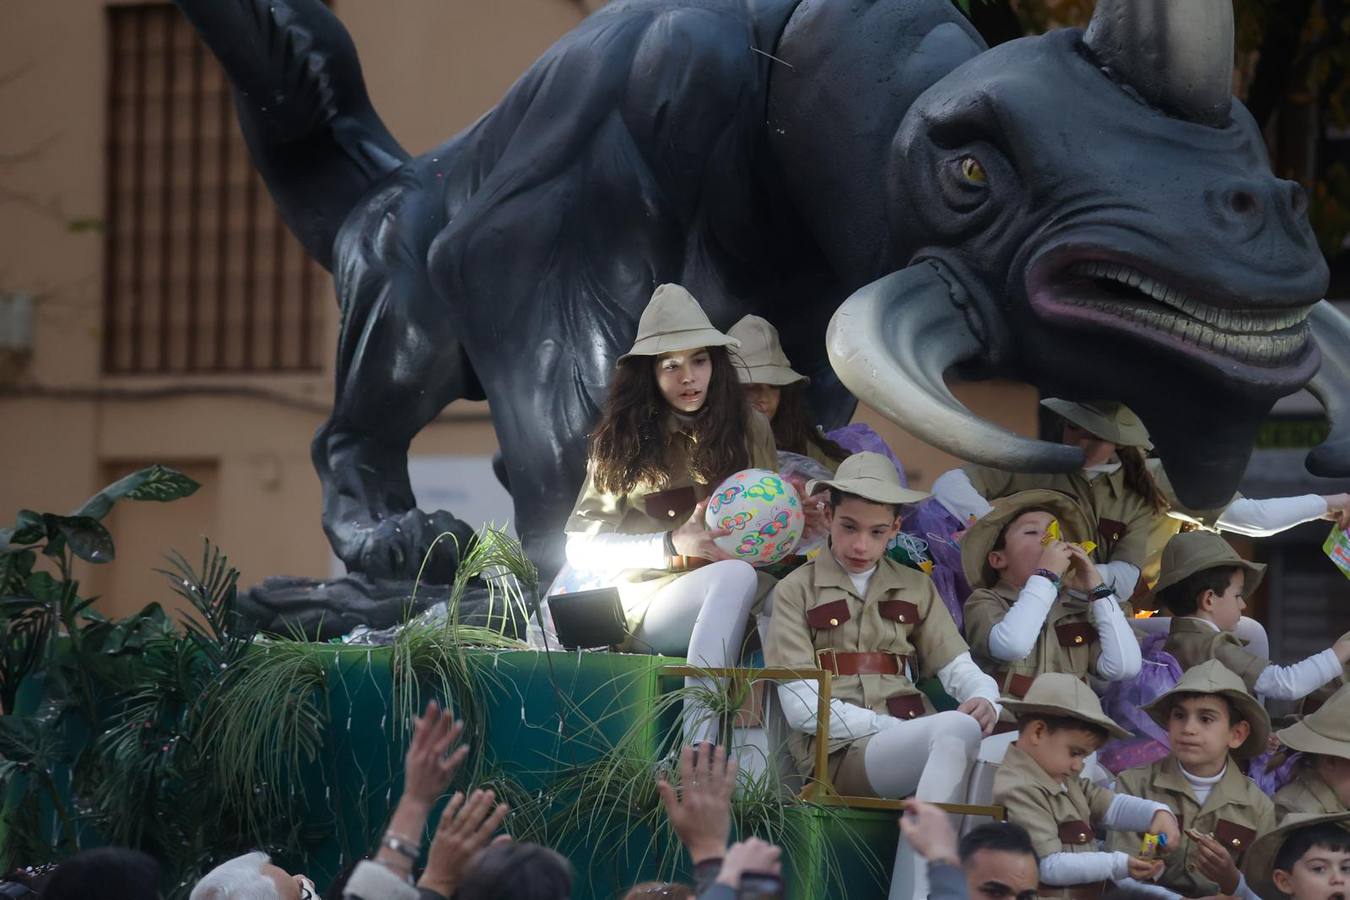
xmin=806 ymin=598 xmax=851 ymax=630
xmin=1098 ymin=517 xmax=1127 ymax=547
xmin=1055 ymin=622 xmax=1099 ymax=649
xmin=878 ymin=599 xmax=921 ymax=626
xmin=1214 ymin=820 xmax=1257 ymax=861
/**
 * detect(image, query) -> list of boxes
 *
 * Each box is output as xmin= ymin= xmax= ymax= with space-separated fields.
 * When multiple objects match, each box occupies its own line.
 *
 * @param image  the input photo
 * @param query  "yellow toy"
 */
xmin=1041 ymin=518 xmax=1098 ymax=554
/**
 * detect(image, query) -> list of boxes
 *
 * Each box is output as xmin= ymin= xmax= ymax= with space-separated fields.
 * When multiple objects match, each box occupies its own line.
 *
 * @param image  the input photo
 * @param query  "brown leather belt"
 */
xmin=671 ymin=555 xmax=711 ymax=572
xmin=1037 ymin=882 xmax=1108 ymax=900
xmin=816 ymin=650 xmax=910 ymax=676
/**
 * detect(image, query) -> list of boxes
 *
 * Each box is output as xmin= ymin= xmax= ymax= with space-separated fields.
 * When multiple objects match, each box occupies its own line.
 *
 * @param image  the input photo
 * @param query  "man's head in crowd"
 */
xmin=1273 ymin=823 xmax=1350 ymax=900
xmin=42 ymin=849 xmax=161 ymax=900
xmin=959 ymin=823 xmax=1039 ymax=900
xmin=453 ymin=841 xmax=573 ymax=900
xmin=189 ymin=852 xmax=314 ymax=900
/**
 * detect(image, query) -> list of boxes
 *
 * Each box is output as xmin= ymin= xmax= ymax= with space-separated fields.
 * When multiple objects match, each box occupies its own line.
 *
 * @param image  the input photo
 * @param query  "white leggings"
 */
xmin=631 ymin=560 xmax=758 ymax=744
xmin=860 ymin=712 xmax=983 ymax=900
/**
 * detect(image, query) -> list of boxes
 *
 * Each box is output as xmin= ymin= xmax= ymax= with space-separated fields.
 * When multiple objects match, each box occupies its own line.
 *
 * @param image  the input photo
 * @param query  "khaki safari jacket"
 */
xmin=1164 ymin=618 xmax=1268 ymax=688
xmin=564 ymin=408 xmax=778 ymax=630
xmin=994 ymin=743 xmax=1116 ymax=860
xmin=964 ymin=583 xmax=1100 ymax=700
xmin=1275 ymin=768 xmax=1349 ymax=818
xmin=763 ymin=551 xmax=970 ymax=777
xmin=964 ymin=464 xmax=1151 ymax=571
xmin=1107 ymin=756 xmax=1274 ymax=896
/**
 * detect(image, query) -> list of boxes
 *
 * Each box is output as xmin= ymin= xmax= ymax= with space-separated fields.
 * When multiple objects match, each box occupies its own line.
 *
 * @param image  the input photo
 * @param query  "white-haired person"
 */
xmin=189 ymin=852 xmax=315 ymax=900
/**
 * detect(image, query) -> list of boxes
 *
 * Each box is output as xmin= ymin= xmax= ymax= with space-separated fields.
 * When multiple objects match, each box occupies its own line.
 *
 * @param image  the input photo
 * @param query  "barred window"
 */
xmin=102 ymin=4 xmax=325 ymax=374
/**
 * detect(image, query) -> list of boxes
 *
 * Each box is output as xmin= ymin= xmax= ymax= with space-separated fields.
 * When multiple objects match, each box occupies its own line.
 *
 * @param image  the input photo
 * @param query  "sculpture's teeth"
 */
xmin=1066 ymin=261 xmax=1312 ymax=335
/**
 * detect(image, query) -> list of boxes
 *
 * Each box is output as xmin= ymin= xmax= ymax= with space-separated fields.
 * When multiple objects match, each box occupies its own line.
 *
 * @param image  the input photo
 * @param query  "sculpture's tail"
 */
xmin=173 ymin=0 xmax=408 ymax=270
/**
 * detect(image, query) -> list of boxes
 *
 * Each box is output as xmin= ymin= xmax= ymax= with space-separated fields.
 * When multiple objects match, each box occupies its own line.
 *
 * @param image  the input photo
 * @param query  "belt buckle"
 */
xmin=815 ymin=649 xmax=839 ymax=677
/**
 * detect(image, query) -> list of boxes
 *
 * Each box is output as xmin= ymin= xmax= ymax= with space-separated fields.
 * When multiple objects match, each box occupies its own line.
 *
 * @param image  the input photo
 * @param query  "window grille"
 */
xmin=102 ymin=4 xmax=325 ymax=374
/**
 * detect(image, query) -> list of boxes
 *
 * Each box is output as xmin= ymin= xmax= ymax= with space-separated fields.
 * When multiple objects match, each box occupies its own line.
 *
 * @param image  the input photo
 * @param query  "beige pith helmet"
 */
xmin=1277 ymin=683 xmax=1350 ymax=760
xmin=1152 ymin=530 xmax=1266 ymax=600
xmin=1041 ymin=398 xmax=1154 ymax=450
xmin=618 ymin=284 xmax=740 ymax=361
xmin=1143 ymin=659 xmax=1271 ymax=759
xmin=1002 ymin=672 xmax=1132 ymax=739
xmin=727 ymin=316 xmax=808 ymax=386
xmin=959 ymin=489 xmax=1095 ymax=589
xmin=1244 ymin=812 xmax=1350 ymax=900
xmin=806 ymin=451 xmax=930 ymax=506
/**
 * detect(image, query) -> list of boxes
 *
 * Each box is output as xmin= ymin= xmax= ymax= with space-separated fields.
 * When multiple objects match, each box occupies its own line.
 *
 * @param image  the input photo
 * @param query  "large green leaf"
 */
xmin=2 ymin=510 xmax=46 ymax=548
xmin=75 ymin=465 xmax=200 ymax=521
xmin=45 ymin=514 xmax=115 ymax=564
xmin=0 ymin=549 xmax=35 ymax=593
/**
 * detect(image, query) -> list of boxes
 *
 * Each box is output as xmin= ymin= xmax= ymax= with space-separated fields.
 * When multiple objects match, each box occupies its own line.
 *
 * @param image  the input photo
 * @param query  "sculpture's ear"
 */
xmin=826 ymin=260 xmax=1082 ymax=474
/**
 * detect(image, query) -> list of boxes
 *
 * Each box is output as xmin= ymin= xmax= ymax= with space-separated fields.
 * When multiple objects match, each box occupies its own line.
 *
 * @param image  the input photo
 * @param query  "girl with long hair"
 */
xmin=562 ymin=284 xmax=778 ymax=744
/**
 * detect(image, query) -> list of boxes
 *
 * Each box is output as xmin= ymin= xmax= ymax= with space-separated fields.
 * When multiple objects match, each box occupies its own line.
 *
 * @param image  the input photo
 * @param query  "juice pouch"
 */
xmin=1325 ymin=524 xmax=1350 ymax=581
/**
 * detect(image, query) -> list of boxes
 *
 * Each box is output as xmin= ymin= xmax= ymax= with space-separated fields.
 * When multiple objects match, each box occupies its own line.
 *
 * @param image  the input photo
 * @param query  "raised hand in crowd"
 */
xmin=376 ymin=700 xmax=468 ymax=882
xmin=670 ymin=499 xmax=736 ymax=562
xmin=897 ymin=800 xmax=960 ymax=867
xmin=656 ymin=741 xmax=738 ymax=864
xmin=417 ymin=789 xmax=512 ymax=898
xmin=713 ymin=838 xmax=782 ymax=891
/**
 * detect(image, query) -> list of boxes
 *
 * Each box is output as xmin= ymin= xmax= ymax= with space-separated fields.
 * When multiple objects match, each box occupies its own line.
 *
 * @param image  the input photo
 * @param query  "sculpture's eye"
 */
xmin=960 ymin=156 xmax=987 ymax=185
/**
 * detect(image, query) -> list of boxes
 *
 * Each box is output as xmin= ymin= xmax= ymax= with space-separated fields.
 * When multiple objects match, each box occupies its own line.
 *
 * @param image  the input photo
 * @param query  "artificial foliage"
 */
xmin=0 ymin=471 xmax=891 ymax=898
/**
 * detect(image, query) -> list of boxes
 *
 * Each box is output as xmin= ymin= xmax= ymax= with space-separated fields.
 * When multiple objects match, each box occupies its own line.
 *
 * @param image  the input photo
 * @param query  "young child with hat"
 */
xmin=961 ymin=490 xmax=1142 ymax=706
xmin=1243 ymin=812 xmax=1350 ymax=900
xmin=727 ymin=315 xmax=849 ymax=471
xmin=1156 ymin=531 xmax=1350 ymax=702
xmin=1276 ymin=684 xmax=1350 ymax=818
xmin=1107 ymin=659 xmax=1276 ymax=900
xmin=933 ymin=399 xmax=1165 ymax=599
xmin=764 ymin=451 xmax=1002 ymax=900
xmin=992 ymin=673 xmax=1181 ymax=899
xmin=563 ymin=283 xmax=778 ymax=744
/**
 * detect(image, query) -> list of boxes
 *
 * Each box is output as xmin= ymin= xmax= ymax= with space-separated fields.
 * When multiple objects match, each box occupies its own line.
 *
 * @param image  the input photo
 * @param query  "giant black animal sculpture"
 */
xmin=176 ymin=0 xmax=1350 ymax=595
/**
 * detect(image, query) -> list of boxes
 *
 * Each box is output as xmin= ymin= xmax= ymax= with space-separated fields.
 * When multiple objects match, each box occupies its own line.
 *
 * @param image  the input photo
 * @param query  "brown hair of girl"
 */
xmin=770 ymin=383 xmax=849 ymax=463
xmin=589 ymin=346 xmax=750 ymax=495
xmin=1117 ymin=446 xmax=1168 ymax=513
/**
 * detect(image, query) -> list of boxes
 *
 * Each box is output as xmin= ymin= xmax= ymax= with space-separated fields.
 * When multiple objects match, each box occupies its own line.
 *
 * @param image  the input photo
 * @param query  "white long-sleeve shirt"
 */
xmin=565 ymin=529 xmax=668 ymax=572
xmin=985 ymin=575 xmax=1141 ymax=680
xmin=1039 ymin=795 xmax=1170 ymax=885
xmin=1113 ymin=873 xmax=1261 ymax=900
xmin=1215 ymin=494 xmax=1329 ymax=537
xmin=1180 ymin=618 xmax=1343 ymax=700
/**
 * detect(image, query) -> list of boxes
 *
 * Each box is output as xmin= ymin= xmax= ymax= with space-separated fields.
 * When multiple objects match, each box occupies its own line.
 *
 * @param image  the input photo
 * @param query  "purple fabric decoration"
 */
xmin=824 ymin=423 xmax=909 ymax=486
xmin=1250 ymin=751 xmax=1302 ymax=797
xmin=1097 ymin=633 xmax=1182 ymax=774
xmin=903 ymin=498 xmax=971 ymax=629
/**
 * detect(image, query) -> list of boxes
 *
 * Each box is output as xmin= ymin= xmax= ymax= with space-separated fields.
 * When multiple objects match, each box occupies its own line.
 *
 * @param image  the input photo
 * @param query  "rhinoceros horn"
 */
xmin=1083 ymin=0 xmax=1234 ymax=128
xmin=827 ymin=261 xmax=1083 ymax=473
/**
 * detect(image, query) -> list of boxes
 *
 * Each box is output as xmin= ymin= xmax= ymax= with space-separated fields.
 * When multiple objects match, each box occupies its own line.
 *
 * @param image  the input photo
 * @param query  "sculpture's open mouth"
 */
xmin=1027 ymin=249 xmax=1315 ymax=368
